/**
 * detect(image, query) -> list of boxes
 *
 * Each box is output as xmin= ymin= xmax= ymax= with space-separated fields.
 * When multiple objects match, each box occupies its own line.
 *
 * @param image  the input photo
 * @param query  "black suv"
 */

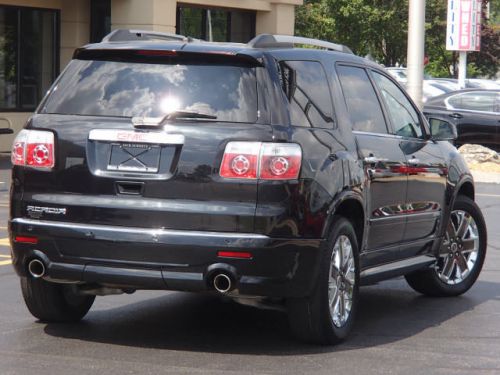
xmin=9 ymin=30 xmax=487 ymax=344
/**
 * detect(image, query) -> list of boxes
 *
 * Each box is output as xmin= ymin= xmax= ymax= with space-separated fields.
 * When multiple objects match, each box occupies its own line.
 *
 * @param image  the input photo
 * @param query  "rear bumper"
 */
xmin=9 ymin=218 xmax=323 ymax=298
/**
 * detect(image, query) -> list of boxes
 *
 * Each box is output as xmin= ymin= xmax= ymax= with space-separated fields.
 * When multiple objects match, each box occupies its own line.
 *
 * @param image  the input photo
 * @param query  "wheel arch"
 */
xmin=323 ymin=193 xmax=365 ymax=249
xmin=455 ymin=179 xmax=475 ymax=201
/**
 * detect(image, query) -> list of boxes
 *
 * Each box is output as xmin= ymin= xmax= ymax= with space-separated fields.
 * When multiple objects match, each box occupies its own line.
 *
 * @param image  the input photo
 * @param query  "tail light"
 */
xmin=220 ymin=142 xmax=302 ymax=180
xmin=11 ymin=129 xmax=55 ymax=169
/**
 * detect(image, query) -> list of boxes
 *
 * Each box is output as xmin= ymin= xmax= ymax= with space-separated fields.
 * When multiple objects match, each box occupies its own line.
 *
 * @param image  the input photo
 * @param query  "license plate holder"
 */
xmin=107 ymin=143 xmax=161 ymax=173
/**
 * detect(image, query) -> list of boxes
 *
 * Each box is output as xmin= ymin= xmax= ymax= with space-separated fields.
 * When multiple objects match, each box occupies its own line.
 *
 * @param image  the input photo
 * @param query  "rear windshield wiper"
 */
xmin=161 ymin=110 xmax=217 ymax=123
xmin=132 ymin=111 xmax=218 ymax=128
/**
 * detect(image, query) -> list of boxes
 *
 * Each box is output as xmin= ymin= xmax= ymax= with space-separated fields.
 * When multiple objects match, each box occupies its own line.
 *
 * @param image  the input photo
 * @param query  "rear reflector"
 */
xmin=14 ymin=236 xmax=38 ymax=244
xmin=217 ymin=251 xmax=253 ymax=259
xmin=11 ymin=129 xmax=55 ymax=169
xmin=220 ymin=142 xmax=302 ymax=180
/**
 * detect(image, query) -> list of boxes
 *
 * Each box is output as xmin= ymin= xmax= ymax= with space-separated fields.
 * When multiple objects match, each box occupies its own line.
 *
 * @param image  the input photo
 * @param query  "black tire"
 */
xmin=20 ymin=277 xmax=95 ymax=322
xmin=287 ymin=216 xmax=360 ymax=345
xmin=405 ymin=195 xmax=487 ymax=297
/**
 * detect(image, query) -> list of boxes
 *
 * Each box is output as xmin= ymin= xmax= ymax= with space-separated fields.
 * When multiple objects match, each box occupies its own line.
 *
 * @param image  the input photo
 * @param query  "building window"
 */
xmin=176 ymin=5 xmax=256 ymax=43
xmin=0 ymin=6 xmax=59 ymax=111
xmin=90 ymin=0 xmax=111 ymax=43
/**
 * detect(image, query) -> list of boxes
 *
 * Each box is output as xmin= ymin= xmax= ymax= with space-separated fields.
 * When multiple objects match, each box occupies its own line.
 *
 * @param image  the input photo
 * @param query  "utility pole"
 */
xmin=406 ymin=0 xmax=426 ymax=109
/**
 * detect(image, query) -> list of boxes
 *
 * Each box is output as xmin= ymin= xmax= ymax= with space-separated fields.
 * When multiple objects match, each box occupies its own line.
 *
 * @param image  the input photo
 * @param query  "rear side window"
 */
xmin=336 ymin=65 xmax=387 ymax=134
xmin=278 ymin=60 xmax=334 ymax=128
xmin=42 ymin=59 xmax=258 ymax=123
xmin=447 ymin=92 xmax=498 ymax=113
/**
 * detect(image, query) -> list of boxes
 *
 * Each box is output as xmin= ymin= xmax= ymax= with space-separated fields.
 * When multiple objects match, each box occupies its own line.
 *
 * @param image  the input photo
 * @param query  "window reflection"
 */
xmin=43 ymin=60 xmax=258 ymax=123
xmin=372 ymin=72 xmax=422 ymax=138
xmin=447 ymin=92 xmax=498 ymax=113
xmin=278 ymin=60 xmax=334 ymax=128
xmin=337 ymin=66 xmax=387 ymax=134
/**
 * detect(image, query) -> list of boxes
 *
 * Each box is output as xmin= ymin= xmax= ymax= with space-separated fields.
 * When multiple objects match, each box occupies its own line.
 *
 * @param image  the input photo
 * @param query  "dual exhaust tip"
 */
xmin=28 ymin=258 xmax=46 ymax=278
xmin=212 ymin=272 xmax=233 ymax=294
xmin=27 ymin=258 xmax=236 ymax=293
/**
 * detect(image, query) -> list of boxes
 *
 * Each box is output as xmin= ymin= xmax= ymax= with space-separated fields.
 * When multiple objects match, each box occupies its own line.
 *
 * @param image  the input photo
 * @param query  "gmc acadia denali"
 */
xmin=9 ymin=30 xmax=487 ymax=344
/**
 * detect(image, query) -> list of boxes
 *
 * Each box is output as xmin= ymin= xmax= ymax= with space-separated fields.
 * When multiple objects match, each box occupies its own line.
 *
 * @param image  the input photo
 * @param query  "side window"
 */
xmin=447 ymin=92 xmax=497 ymax=112
xmin=336 ymin=65 xmax=388 ymax=134
xmin=372 ymin=71 xmax=423 ymax=138
xmin=278 ymin=60 xmax=334 ymax=128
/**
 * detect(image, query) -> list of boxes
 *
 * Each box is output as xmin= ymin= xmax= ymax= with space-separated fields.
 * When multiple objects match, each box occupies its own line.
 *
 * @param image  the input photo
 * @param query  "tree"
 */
xmin=295 ymin=0 xmax=499 ymax=78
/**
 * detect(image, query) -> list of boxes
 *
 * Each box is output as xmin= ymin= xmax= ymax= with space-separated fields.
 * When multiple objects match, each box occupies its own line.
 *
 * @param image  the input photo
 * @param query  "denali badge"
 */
xmin=27 ymin=205 xmax=67 ymax=219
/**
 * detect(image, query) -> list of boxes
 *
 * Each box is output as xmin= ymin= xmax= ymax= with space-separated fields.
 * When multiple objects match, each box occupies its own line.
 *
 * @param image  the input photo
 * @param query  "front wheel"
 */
xmin=21 ymin=277 xmax=95 ymax=322
xmin=405 ymin=195 xmax=487 ymax=297
xmin=288 ymin=216 xmax=360 ymax=344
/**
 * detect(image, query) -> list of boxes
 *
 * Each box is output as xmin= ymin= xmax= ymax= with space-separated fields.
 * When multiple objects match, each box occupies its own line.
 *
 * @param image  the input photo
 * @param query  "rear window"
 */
xmin=41 ymin=59 xmax=258 ymax=122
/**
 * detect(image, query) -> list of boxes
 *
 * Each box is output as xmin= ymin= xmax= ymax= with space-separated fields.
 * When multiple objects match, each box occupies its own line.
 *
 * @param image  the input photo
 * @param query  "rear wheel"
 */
xmin=288 ymin=216 xmax=359 ymax=344
xmin=405 ymin=195 xmax=486 ymax=297
xmin=21 ymin=277 xmax=95 ymax=322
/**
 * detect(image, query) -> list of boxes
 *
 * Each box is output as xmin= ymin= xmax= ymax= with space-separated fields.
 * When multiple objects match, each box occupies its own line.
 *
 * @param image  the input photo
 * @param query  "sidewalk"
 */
xmin=471 ymin=170 xmax=500 ymax=184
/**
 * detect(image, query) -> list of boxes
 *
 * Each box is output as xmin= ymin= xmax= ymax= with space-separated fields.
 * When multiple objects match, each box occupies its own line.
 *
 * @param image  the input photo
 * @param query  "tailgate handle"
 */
xmin=116 ymin=182 xmax=144 ymax=195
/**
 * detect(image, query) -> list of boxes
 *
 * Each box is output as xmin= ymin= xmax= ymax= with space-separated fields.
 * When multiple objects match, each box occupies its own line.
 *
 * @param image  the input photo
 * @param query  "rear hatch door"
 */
xmin=20 ymin=49 xmax=272 ymax=233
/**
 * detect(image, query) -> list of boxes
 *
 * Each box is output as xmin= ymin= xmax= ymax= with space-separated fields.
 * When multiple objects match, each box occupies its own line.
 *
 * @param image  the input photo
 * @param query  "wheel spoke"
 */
xmin=456 ymin=213 xmax=470 ymax=239
xmin=339 ymin=293 xmax=345 ymax=321
xmin=461 ymin=238 xmax=477 ymax=252
xmin=441 ymin=256 xmax=455 ymax=279
xmin=345 ymin=269 xmax=355 ymax=286
xmin=342 ymin=241 xmax=352 ymax=273
xmin=329 ymin=283 xmax=338 ymax=307
xmin=445 ymin=222 xmax=455 ymax=240
xmin=338 ymin=239 xmax=344 ymax=272
xmin=456 ymin=253 xmax=469 ymax=274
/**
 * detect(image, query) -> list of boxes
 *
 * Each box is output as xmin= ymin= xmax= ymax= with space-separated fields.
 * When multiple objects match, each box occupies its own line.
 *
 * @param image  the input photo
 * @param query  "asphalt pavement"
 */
xmin=0 ymin=158 xmax=499 ymax=375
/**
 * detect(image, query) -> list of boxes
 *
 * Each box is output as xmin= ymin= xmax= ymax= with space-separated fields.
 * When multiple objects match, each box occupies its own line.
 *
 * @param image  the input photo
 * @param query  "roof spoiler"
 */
xmin=247 ymin=34 xmax=353 ymax=54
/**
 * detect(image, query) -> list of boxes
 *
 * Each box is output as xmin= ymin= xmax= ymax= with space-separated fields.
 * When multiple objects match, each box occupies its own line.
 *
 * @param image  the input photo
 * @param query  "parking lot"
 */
xmin=0 ymin=161 xmax=499 ymax=375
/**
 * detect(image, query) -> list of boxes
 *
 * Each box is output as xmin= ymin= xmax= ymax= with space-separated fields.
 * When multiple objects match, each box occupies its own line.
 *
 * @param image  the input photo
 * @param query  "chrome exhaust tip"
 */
xmin=213 ymin=273 xmax=232 ymax=294
xmin=28 ymin=258 xmax=46 ymax=278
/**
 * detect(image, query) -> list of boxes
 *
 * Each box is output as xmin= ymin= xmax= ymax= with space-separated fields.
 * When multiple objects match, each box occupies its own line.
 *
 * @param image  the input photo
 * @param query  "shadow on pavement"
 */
xmin=43 ymin=279 xmax=500 ymax=355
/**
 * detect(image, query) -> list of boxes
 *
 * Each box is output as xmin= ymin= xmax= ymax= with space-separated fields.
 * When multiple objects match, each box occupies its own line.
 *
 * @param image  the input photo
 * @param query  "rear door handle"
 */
xmin=449 ymin=113 xmax=463 ymax=119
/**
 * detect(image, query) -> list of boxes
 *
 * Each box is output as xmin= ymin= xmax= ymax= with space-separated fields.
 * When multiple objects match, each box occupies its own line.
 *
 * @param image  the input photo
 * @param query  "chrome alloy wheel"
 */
xmin=328 ymin=235 xmax=356 ymax=328
xmin=436 ymin=210 xmax=480 ymax=285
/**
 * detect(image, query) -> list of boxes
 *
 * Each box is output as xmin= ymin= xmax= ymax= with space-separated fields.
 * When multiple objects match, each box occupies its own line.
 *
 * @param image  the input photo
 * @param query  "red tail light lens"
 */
xmin=11 ymin=130 xmax=55 ymax=169
xmin=220 ymin=142 xmax=260 ymax=179
xmin=259 ymin=143 xmax=302 ymax=180
xmin=220 ymin=142 xmax=302 ymax=180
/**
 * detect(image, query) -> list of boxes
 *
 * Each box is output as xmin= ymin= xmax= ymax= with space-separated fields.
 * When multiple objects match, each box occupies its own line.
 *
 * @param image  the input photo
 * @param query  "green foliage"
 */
xmin=490 ymin=0 xmax=500 ymax=24
xmin=295 ymin=0 xmax=499 ymax=78
xmin=295 ymin=1 xmax=336 ymax=41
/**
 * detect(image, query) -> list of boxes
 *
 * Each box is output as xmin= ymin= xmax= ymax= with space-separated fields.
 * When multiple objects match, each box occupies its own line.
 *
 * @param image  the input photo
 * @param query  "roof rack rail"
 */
xmin=247 ymin=34 xmax=353 ymax=54
xmin=101 ymin=29 xmax=195 ymax=43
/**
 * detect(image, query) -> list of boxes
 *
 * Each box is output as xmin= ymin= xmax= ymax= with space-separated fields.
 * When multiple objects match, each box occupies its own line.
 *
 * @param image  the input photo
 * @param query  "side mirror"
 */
xmin=429 ymin=118 xmax=457 ymax=141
